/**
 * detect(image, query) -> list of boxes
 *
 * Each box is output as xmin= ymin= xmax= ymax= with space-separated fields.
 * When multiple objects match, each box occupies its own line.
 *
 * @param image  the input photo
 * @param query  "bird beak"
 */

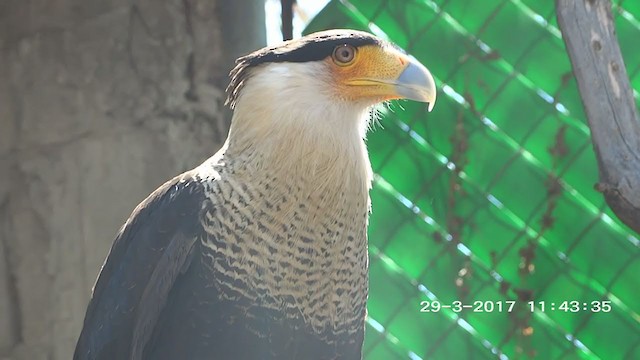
xmin=394 ymin=57 xmax=437 ymax=111
xmin=338 ymin=45 xmax=437 ymax=111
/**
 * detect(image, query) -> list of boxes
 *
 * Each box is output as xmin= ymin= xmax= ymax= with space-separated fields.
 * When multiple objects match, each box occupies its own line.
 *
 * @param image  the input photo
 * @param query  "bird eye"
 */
xmin=332 ymin=45 xmax=356 ymax=65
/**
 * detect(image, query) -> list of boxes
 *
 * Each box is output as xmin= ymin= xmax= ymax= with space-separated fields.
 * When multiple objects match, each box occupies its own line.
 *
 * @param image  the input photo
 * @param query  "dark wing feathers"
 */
xmin=74 ymin=172 xmax=205 ymax=360
xmin=131 ymin=232 xmax=197 ymax=359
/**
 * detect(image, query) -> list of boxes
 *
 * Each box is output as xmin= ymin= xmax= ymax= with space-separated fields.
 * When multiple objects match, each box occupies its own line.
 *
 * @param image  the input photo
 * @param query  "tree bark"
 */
xmin=0 ymin=1 xmax=265 ymax=359
xmin=556 ymin=0 xmax=640 ymax=234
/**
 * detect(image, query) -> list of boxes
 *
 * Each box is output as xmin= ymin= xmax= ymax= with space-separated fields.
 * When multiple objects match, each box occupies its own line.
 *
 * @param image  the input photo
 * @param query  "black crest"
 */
xmin=224 ymin=29 xmax=382 ymax=109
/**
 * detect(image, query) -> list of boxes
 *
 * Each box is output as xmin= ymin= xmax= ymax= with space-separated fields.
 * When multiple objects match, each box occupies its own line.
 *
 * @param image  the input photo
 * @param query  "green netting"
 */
xmin=305 ymin=1 xmax=640 ymax=359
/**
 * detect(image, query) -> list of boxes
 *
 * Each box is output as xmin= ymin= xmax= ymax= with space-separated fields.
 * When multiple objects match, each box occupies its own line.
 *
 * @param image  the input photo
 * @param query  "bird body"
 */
xmin=74 ymin=29 xmax=435 ymax=360
xmin=143 ymin=141 xmax=370 ymax=359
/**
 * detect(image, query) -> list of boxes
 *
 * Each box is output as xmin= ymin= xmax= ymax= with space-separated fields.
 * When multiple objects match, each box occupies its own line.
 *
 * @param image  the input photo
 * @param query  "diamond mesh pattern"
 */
xmin=305 ymin=1 xmax=640 ymax=359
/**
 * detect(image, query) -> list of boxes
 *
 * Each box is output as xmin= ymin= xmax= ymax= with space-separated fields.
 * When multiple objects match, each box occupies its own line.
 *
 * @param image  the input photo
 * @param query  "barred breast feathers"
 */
xmin=194 ymin=61 xmax=375 ymax=333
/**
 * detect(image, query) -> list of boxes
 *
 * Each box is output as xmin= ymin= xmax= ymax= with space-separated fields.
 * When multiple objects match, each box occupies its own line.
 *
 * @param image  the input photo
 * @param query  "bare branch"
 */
xmin=557 ymin=0 xmax=640 ymax=234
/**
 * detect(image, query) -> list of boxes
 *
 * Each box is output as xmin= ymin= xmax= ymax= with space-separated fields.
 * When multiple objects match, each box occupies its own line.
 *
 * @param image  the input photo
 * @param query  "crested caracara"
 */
xmin=74 ymin=29 xmax=436 ymax=360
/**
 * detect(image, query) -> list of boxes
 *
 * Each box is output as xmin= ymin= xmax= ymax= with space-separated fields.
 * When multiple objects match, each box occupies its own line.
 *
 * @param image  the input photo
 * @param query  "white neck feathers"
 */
xmin=223 ymin=61 xmax=374 ymax=196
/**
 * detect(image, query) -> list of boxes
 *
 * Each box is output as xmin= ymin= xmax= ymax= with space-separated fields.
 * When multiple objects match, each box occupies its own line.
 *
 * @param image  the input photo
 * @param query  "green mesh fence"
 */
xmin=304 ymin=1 xmax=640 ymax=359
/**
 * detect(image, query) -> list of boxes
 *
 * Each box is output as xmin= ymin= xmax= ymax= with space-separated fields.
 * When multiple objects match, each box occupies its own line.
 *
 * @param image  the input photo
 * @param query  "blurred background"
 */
xmin=0 ymin=0 xmax=639 ymax=359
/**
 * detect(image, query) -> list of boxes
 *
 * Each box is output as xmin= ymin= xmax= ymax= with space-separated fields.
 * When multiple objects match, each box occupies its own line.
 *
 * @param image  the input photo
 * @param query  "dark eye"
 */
xmin=332 ymin=44 xmax=356 ymax=65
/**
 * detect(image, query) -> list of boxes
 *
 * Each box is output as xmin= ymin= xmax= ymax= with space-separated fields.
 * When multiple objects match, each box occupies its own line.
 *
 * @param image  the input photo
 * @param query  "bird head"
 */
xmin=226 ymin=29 xmax=436 ymax=113
xmin=223 ymin=29 xmax=436 ymax=167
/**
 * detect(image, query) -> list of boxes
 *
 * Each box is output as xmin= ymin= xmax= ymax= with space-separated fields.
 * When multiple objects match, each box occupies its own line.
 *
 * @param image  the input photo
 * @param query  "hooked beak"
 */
xmin=394 ymin=56 xmax=437 ymax=111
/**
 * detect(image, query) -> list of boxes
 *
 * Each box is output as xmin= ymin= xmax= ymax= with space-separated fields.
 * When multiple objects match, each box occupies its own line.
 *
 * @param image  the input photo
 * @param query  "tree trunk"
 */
xmin=0 ymin=1 xmax=265 ymax=359
xmin=556 ymin=0 xmax=640 ymax=234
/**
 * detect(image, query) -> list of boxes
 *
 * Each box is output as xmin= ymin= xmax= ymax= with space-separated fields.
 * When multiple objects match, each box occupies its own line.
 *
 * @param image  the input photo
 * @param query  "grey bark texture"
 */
xmin=557 ymin=0 xmax=640 ymax=234
xmin=0 ymin=1 xmax=265 ymax=359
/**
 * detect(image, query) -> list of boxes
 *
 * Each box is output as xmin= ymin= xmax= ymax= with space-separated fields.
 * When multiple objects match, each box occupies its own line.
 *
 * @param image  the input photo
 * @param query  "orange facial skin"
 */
xmin=325 ymin=44 xmax=434 ymax=105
